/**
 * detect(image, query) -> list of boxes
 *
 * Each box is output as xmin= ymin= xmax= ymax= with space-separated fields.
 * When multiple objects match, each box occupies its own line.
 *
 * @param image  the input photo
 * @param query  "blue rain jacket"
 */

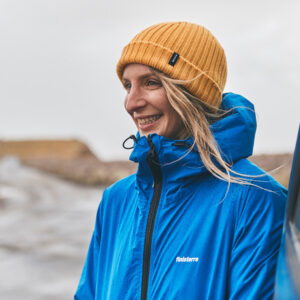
xmin=75 ymin=93 xmax=287 ymax=299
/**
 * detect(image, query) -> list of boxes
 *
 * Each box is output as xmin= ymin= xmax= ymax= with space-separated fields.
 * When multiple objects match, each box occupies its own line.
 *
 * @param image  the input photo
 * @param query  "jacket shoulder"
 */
xmin=99 ymin=173 xmax=137 ymax=211
xmin=105 ymin=173 xmax=136 ymax=195
xmin=231 ymin=158 xmax=287 ymax=191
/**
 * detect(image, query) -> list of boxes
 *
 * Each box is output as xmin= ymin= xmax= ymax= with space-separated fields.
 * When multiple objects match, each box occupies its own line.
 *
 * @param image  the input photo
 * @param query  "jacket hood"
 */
xmin=129 ymin=92 xmax=256 ymax=183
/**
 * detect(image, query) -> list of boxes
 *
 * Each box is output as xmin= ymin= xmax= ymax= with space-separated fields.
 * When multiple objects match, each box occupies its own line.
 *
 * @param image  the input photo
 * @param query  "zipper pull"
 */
xmin=146 ymin=136 xmax=159 ymax=163
xmin=146 ymin=136 xmax=162 ymax=182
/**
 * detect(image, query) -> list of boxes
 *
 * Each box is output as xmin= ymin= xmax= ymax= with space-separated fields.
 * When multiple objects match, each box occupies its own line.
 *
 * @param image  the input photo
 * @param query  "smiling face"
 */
xmin=122 ymin=64 xmax=185 ymax=139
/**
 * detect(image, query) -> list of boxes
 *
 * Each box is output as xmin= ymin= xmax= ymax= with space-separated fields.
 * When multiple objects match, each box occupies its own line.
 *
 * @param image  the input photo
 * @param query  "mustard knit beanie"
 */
xmin=116 ymin=22 xmax=227 ymax=107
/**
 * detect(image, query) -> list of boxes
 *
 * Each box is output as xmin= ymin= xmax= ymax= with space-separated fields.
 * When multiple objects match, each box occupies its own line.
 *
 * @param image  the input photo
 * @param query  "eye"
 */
xmin=146 ymin=79 xmax=161 ymax=87
xmin=123 ymin=82 xmax=131 ymax=90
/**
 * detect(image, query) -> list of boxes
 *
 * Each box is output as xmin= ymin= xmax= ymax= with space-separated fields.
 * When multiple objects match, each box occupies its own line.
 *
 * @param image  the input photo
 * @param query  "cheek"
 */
xmin=169 ymin=110 xmax=184 ymax=130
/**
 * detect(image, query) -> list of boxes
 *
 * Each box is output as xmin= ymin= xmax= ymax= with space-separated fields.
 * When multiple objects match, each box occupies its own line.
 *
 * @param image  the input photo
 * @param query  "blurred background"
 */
xmin=0 ymin=0 xmax=299 ymax=299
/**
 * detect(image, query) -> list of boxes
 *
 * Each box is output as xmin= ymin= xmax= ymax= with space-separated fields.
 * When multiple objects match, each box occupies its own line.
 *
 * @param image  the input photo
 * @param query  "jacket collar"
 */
xmin=129 ymin=92 xmax=256 ymax=184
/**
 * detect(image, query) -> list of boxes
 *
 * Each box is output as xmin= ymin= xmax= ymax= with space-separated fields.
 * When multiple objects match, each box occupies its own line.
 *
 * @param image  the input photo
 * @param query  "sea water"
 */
xmin=0 ymin=157 xmax=102 ymax=300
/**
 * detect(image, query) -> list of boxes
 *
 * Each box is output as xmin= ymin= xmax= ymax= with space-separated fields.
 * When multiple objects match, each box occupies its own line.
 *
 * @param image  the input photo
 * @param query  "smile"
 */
xmin=137 ymin=115 xmax=161 ymax=126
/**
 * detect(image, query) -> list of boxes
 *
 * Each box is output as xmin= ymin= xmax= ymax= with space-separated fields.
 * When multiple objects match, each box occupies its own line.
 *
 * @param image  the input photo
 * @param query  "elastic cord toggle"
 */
xmin=122 ymin=135 xmax=137 ymax=149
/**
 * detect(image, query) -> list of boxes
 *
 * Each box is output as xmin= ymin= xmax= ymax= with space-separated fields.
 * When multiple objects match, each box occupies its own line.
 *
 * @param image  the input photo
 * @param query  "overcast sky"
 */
xmin=1 ymin=0 xmax=299 ymax=160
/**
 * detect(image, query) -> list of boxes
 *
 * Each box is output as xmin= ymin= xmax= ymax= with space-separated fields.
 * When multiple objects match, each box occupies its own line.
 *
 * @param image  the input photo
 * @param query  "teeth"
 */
xmin=138 ymin=115 xmax=161 ymax=125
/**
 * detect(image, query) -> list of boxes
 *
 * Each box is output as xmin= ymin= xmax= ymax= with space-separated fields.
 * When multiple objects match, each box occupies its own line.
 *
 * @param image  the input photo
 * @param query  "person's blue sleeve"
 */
xmin=74 ymin=192 xmax=104 ymax=300
xmin=229 ymin=183 xmax=287 ymax=299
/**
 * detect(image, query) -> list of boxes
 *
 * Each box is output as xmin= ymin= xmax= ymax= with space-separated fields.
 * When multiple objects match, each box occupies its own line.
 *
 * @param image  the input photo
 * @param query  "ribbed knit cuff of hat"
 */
xmin=116 ymin=22 xmax=227 ymax=108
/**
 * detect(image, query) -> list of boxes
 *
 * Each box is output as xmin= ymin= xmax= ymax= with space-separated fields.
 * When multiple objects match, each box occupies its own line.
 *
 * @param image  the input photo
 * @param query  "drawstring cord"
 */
xmin=122 ymin=135 xmax=137 ymax=149
xmin=123 ymin=135 xmax=197 ymax=156
xmin=122 ymin=134 xmax=160 ymax=166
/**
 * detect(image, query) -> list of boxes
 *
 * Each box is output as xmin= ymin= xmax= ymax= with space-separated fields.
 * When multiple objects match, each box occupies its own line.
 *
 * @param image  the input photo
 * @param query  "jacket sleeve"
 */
xmin=74 ymin=192 xmax=104 ymax=300
xmin=229 ymin=183 xmax=287 ymax=299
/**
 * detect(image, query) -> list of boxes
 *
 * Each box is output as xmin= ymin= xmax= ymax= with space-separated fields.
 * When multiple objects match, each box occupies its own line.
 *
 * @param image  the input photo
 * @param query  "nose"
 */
xmin=124 ymin=84 xmax=147 ymax=114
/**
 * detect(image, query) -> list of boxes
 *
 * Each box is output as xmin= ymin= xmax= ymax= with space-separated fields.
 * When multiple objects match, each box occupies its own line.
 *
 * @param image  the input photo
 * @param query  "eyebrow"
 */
xmin=122 ymin=72 xmax=157 ymax=82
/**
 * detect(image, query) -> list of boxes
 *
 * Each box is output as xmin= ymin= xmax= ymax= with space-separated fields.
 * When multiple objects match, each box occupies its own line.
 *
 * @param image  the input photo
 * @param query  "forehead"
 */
xmin=122 ymin=64 xmax=154 ymax=80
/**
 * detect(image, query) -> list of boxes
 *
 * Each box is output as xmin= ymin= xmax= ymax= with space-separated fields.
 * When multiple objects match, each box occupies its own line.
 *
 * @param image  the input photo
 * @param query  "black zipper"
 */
xmin=141 ymin=136 xmax=163 ymax=300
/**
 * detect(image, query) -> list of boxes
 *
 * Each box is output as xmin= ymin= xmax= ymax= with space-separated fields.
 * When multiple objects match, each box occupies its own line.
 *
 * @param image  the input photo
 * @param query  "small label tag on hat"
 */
xmin=168 ymin=52 xmax=179 ymax=66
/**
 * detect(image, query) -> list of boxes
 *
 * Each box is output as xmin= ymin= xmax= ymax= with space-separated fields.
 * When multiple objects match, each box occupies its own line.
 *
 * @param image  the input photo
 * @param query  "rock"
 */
xmin=0 ymin=139 xmax=97 ymax=160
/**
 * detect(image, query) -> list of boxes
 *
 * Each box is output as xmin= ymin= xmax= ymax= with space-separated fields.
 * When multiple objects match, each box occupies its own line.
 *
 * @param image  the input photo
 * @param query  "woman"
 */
xmin=75 ymin=22 xmax=287 ymax=299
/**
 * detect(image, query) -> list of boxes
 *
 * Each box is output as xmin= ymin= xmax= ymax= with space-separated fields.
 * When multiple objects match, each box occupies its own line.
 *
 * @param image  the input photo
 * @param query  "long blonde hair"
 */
xmin=151 ymin=68 xmax=257 ymax=186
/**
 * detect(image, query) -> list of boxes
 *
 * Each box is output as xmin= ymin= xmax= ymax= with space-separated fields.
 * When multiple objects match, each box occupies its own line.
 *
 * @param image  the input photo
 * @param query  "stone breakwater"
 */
xmin=0 ymin=139 xmax=292 ymax=187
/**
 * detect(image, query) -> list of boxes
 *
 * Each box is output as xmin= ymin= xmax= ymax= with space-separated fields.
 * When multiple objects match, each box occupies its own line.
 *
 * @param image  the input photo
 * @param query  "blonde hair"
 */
xmin=151 ymin=68 xmax=258 ymax=187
